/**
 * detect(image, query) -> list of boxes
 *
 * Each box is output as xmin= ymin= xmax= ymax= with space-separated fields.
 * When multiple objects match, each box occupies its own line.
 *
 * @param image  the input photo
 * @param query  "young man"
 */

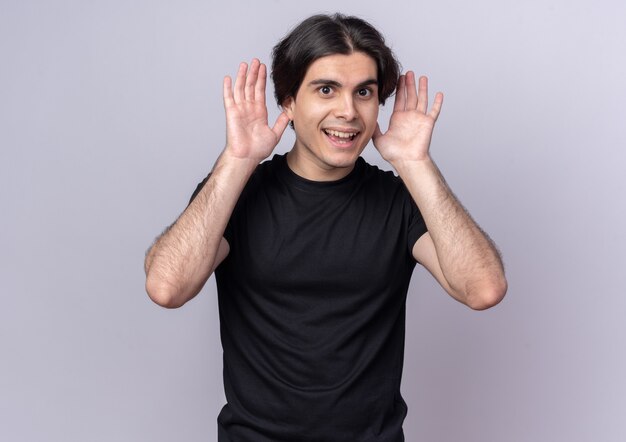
xmin=144 ymin=13 xmax=507 ymax=441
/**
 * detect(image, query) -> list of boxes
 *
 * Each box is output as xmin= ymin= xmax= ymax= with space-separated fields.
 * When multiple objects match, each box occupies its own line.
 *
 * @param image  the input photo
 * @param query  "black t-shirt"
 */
xmin=190 ymin=154 xmax=427 ymax=441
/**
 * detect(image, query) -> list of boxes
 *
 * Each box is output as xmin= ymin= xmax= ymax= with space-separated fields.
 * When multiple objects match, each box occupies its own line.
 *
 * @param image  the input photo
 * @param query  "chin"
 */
xmin=321 ymin=150 xmax=361 ymax=168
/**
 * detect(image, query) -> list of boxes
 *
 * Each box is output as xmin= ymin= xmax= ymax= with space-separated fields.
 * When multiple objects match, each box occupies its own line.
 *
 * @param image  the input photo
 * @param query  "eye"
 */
xmin=357 ymin=88 xmax=373 ymax=98
xmin=319 ymin=85 xmax=333 ymax=95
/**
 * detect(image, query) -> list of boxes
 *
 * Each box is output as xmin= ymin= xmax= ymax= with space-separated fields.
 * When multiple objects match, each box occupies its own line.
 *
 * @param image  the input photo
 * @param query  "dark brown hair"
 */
xmin=271 ymin=13 xmax=401 ymax=107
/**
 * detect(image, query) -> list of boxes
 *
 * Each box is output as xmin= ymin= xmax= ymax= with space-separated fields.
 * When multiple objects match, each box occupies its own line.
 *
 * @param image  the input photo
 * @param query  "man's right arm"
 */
xmin=144 ymin=155 xmax=258 ymax=308
xmin=144 ymin=59 xmax=289 ymax=308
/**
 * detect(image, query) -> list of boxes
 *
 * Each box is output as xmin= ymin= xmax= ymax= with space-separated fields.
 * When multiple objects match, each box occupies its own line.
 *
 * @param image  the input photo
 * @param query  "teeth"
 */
xmin=325 ymin=129 xmax=357 ymax=139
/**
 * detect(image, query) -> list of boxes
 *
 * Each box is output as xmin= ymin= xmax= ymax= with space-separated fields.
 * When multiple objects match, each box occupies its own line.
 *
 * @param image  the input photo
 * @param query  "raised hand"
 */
xmin=372 ymin=72 xmax=443 ymax=165
xmin=223 ymin=59 xmax=290 ymax=162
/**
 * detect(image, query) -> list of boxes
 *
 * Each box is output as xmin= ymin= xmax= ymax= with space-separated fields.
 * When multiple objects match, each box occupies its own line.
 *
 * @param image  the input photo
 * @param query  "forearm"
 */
xmin=144 ymin=153 xmax=257 ymax=308
xmin=394 ymin=157 xmax=507 ymax=308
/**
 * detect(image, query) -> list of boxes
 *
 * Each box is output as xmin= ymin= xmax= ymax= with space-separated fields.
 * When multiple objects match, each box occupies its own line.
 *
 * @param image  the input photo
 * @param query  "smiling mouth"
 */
xmin=323 ymin=129 xmax=360 ymax=143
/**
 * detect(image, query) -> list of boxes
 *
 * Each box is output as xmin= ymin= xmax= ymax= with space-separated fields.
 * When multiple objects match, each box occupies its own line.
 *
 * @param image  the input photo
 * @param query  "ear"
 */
xmin=281 ymin=96 xmax=295 ymax=121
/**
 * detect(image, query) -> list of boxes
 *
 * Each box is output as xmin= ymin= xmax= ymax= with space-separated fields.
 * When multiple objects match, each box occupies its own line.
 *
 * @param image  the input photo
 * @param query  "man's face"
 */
xmin=283 ymin=52 xmax=379 ymax=181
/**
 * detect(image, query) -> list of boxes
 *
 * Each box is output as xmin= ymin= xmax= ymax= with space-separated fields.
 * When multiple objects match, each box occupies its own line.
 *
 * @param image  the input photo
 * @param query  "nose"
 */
xmin=334 ymin=94 xmax=358 ymax=121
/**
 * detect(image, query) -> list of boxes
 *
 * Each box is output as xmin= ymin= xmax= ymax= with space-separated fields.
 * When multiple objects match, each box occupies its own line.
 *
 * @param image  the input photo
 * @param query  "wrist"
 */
xmin=217 ymin=149 xmax=261 ymax=177
xmin=390 ymin=154 xmax=435 ymax=177
xmin=221 ymin=146 xmax=264 ymax=165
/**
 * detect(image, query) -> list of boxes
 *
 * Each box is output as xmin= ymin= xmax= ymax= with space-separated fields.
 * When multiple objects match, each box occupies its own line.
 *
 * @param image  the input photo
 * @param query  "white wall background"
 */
xmin=2 ymin=0 xmax=625 ymax=440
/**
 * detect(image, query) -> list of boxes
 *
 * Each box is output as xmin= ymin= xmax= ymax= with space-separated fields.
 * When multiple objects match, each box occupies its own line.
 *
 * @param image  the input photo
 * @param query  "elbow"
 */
xmin=465 ymin=276 xmax=508 ymax=311
xmin=145 ymin=275 xmax=186 ymax=309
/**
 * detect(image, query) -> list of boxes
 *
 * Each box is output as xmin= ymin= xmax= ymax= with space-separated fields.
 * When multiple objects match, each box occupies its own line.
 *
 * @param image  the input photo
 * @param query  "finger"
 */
xmin=406 ymin=71 xmax=419 ymax=110
xmin=416 ymin=76 xmax=428 ymax=113
xmin=245 ymin=59 xmax=260 ymax=102
xmin=393 ymin=75 xmax=406 ymax=112
xmin=223 ymin=75 xmax=234 ymax=107
xmin=233 ymin=62 xmax=247 ymax=104
xmin=255 ymin=63 xmax=267 ymax=106
xmin=372 ymin=122 xmax=384 ymax=142
xmin=429 ymin=91 xmax=444 ymax=120
xmin=271 ymin=112 xmax=291 ymax=140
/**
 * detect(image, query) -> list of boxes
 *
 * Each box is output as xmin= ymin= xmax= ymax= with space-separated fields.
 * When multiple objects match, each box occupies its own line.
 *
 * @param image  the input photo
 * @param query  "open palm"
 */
xmin=373 ymin=72 xmax=443 ymax=165
xmin=223 ymin=59 xmax=290 ymax=162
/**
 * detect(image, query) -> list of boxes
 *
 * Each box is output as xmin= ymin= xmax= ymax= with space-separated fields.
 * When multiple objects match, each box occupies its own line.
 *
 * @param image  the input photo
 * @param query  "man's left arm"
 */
xmin=373 ymin=72 xmax=507 ymax=310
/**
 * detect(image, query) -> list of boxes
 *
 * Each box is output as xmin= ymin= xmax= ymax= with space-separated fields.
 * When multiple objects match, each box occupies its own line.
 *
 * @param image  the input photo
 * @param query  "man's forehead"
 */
xmin=303 ymin=52 xmax=378 ymax=84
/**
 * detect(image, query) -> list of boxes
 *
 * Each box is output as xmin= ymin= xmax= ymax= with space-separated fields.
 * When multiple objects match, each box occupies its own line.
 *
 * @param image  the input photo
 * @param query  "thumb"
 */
xmin=372 ymin=122 xmax=383 ymax=145
xmin=271 ymin=112 xmax=291 ymax=140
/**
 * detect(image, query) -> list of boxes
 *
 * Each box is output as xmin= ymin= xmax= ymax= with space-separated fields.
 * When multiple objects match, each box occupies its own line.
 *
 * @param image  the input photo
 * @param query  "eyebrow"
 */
xmin=307 ymin=78 xmax=378 ymax=89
